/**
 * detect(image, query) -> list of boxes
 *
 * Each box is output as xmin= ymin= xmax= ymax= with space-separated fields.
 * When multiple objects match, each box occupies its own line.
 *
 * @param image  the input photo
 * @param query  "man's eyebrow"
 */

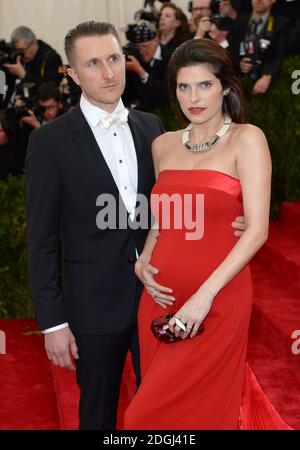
xmin=85 ymin=56 xmax=101 ymax=64
xmin=85 ymin=53 xmax=121 ymax=63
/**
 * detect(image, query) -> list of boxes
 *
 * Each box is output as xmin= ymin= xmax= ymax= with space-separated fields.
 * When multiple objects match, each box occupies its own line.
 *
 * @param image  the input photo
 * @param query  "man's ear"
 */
xmin=67 ymin=67 xmax=80 ymax=86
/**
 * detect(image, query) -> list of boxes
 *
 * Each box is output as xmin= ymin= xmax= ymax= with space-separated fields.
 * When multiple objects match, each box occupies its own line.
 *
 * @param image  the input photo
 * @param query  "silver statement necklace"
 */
xmin=182 ymin=115 xmax=232 ymax=153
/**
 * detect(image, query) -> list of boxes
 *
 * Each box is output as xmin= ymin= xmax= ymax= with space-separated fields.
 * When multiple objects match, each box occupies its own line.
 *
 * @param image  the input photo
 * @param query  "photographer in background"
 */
xmin=189 ymin=0 xmax=212 ymax=34
xmin=20 ymin=82 xmax=64 ymax=130
xmin=123 ymin=21 xmax=172 ymax=111
xmin=2 ymin=26 xmax=63 ymax=107
xmin=158 ymin=2 xmax=191 ymax=50
xmin=233 ymin=0 xmax=290 ymax=95
xmin=134 ymin=0 xmax=160 ymax=23
xmin=208 ymin=15 xmax=236 ymax=61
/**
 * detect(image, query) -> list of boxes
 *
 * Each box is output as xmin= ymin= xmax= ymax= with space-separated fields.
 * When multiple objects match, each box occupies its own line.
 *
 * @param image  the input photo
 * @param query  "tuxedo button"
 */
xmin=128 ymin=257 xmax=136 ymax=264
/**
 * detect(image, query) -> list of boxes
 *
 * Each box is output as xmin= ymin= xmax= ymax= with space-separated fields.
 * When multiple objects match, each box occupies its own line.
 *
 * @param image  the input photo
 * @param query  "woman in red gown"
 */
xmin=123 ymin=39 xmax=288 ymax=430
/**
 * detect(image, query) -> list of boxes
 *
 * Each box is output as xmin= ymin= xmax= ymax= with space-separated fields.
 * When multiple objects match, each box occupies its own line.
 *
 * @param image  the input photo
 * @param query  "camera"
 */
xmin=135 ymin=0 xmax=170 ymax=23
xmin=14 ymin=97 xmax=42 ymax=121
xmin=124 ymin=21 xmax=157 ymax=45
xmin=240 ymin=37 xmax=271 ymax=81
xmin=12 ymin=82 xmax=43 ymax=122
xmin=210 ymin=14 xmax=234 ymax=32
xmin=124 ymin=24 xmax=141 ymax=44
xmin=134 ymin=9 xmax=158 ymax=23
xmin=0 ymin=40 xmax=24 ymax=66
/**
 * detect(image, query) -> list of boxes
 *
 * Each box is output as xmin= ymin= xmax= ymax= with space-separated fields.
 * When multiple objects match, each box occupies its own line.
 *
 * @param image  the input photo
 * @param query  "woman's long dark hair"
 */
xmin=168 ymin=38 xmax=246 ymax=124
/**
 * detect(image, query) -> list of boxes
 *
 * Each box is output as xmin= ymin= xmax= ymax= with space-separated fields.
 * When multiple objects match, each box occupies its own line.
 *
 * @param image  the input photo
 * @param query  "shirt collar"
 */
xmin=220 ymin=39 xmax=229 ymax=49
xmin=251 ymin=12 xmax=270 ymax=27
xmin=153 ymin=44 xmax=162 ymax=61
xmin=80 ymin=94 xmax=126 ymax=128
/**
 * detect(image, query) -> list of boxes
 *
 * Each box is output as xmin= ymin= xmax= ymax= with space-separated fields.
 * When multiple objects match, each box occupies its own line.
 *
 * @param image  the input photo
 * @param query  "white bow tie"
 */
xmin=98 ymin=108 xmax=129 ymax=129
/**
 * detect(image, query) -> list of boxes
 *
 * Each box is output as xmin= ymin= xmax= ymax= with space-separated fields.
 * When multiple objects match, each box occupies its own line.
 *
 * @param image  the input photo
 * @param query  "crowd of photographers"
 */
xmin=0 ymin=0 xmax=299 ymax=178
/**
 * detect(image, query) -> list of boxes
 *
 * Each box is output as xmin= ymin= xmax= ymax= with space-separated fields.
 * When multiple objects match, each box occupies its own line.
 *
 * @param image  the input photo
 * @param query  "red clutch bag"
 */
xmin=151 ymin=313 xmax=205 ymax=343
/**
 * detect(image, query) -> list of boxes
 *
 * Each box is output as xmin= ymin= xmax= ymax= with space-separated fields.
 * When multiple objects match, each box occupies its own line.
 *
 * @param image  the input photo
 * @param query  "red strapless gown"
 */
xmin=124 ymin=170 xmax=293 ymax=430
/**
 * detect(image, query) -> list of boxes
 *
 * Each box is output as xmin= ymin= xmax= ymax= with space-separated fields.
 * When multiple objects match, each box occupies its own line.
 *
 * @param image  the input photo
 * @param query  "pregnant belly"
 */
xmin=149 ymin=229 xmax=241 ymax=307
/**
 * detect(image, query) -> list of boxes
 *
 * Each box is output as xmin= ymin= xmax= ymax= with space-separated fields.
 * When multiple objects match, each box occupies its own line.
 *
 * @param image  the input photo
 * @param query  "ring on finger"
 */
xmin=174 ymin=316 xmax=187 ymax=332
xmin=150 ymin=288 xmax=157 ymax=298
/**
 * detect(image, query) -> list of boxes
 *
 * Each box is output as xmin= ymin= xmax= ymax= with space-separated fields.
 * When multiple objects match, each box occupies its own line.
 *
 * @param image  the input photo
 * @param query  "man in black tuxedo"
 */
xmin=26 ymin=21 xmax=246 ymax=430
xmin=26 ymin=21 xmax=165 ymax=430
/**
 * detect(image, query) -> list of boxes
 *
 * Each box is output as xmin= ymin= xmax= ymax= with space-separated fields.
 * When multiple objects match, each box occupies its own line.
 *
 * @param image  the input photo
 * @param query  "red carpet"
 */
xmin=0 ymin=319 xmax=60 ymax=429
xmin=0 ymin=200 xmax=299 ymax=430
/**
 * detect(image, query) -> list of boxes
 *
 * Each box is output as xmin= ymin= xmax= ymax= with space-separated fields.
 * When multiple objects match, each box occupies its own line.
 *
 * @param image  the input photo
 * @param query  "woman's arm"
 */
xmin=135 ymin=133 xmax=175 ymax=308
xmin=169 ymin=125 xmax=272 ymax=337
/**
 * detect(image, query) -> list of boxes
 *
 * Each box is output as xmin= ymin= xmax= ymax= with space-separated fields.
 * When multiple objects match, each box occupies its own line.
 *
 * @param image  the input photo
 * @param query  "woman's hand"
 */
xmin=168 ymin=289 xmax=215 ymax=339
xmin=135 ymin=257 xmax=175 ymax=309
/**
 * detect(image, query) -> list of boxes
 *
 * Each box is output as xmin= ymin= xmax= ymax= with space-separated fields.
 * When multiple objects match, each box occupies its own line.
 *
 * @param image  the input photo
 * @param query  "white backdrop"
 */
xmin=0 ymin=0 xmax=191 ymax=62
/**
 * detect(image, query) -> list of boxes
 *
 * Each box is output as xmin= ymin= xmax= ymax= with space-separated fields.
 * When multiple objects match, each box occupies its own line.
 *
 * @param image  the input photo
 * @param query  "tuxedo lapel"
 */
xmin=128 ymin=109 xmax=149 ymax=195
xmin=69 ymin=105 xmax=119 ymax=196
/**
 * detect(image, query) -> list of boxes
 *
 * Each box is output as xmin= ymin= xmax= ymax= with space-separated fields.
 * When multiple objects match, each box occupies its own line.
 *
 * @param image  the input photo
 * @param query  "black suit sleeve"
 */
xmin=25 ymin=129 xmax=66 ymax=330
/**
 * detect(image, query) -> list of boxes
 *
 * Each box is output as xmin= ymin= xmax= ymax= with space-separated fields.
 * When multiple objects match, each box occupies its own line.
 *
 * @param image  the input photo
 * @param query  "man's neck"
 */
xmin=83 ymin=93 xmax=120 ymax=113
xmin=253 ymin=10 xmax=271 ymax=20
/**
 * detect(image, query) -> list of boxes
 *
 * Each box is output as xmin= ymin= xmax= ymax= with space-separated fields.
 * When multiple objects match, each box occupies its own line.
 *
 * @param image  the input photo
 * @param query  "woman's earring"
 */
xmin=224 ymin=89 xmax=230 ymax=96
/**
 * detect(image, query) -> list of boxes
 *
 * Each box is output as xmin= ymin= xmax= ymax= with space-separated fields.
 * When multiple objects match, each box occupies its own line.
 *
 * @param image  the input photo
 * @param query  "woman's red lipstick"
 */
xmin=188 ymin=107 xmax=206 ymax=114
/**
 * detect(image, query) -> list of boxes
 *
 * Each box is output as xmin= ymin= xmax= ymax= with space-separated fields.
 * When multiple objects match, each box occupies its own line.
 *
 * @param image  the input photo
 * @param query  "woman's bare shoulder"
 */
xmin=152 ymin=129 xmax=184 ymax=153
xmin=230 ymin=122 xmax=267 ymax=145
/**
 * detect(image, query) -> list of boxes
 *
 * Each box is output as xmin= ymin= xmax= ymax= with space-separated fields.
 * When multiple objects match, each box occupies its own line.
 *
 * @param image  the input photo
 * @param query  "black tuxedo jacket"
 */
xmin=25 ymin=105 xmax=164 ymax=334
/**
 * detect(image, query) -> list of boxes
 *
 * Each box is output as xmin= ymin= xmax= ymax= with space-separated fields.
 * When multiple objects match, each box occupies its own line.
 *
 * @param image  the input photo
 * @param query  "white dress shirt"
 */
xmin=43 ymin=95 xmax=138 ymax=334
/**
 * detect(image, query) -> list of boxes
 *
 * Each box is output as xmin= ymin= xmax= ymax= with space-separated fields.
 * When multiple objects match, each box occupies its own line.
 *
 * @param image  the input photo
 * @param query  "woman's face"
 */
xmin=159 ymin=7 xmax=181 ymax=33
xmin=176 ymin=63 xmax=225 ymax=124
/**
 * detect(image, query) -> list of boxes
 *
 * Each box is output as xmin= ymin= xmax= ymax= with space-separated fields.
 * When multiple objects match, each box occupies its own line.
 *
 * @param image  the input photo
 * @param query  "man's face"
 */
xmin=192 ymin=0 xmax=211 ymax=20
xmin=252 ymin=0 xmax=275 ymax=15
xmin=14 ymin=39 xmax=38 ymax=63
xmin=137 ymin=37 xmax=159 ymax=63
xmin=38 ymin=98 xmax=62 ymax=122
xmin=67 ymin=34 xmax=126 ymax=112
